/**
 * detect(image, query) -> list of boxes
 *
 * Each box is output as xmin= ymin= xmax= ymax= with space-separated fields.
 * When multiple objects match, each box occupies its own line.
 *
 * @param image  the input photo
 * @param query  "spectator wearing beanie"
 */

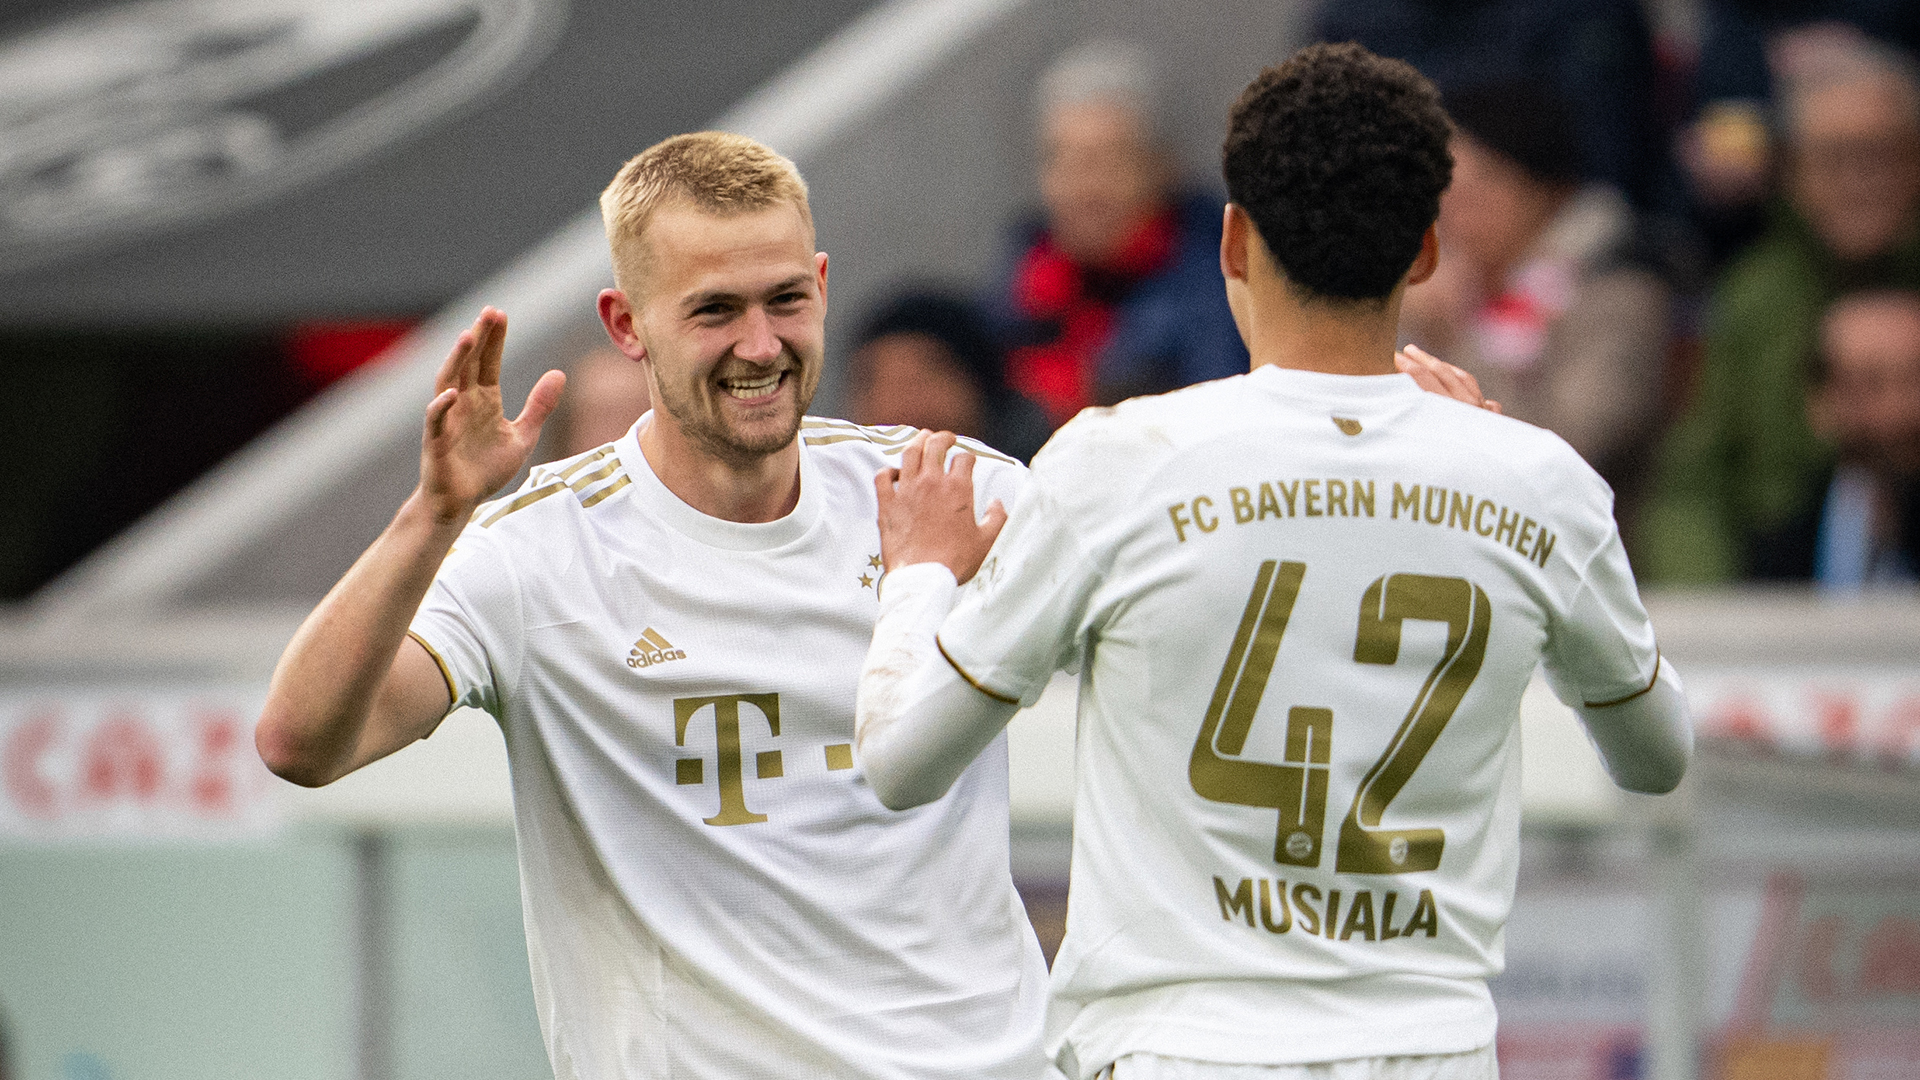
xmin=1400 ymin=80 xmax=1673 ymax=524
xmin=845 ymin=289 xmax=1054 ymax=464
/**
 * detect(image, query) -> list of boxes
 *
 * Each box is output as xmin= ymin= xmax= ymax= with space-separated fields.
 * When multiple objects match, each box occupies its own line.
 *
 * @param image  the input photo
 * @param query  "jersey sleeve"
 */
xmin=935 ymin=457 xmax=1105 ymax=707
xmin=963 ymin=437 xmax=1030 ymax=520
xmin=407 ymin=523 xmax=524 ymax=719
xmin=1540 ymin=522 xmax=1661 ymax=708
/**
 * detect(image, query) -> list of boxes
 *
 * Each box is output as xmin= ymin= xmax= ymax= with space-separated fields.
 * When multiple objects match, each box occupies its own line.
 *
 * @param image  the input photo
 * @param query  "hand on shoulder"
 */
xmin=874 ymin=431 xmax=1008 ymax=584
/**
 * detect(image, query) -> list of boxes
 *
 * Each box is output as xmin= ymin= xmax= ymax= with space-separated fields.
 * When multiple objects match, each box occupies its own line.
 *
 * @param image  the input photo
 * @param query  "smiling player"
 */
xmin=256 ymin=132 xmax=1048 ymax=1079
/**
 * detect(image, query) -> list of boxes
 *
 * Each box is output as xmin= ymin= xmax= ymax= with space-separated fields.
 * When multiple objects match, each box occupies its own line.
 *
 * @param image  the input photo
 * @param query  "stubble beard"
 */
xmin=655 ymin=352 xmax=815 ymax=469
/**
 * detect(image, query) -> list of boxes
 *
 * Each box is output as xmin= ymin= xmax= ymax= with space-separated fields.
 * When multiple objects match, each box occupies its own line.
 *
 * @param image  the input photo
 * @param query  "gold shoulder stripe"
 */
xmin=1584 ymin=653 xmax=1662 ymax=709
xmin=407 ymin=630 xmax=459 ymax=708
xmin=802 ymin=432 xmax=888 ymax=448
xmin=555 ymin=445 xmax=616 ymax=481
xmin=936 ymin=635 xmax=1019 ymax=705
xmin=801 ymin=418 xmax=919 ymax=443
xmin=953 ymin=436 xmax=1019 ymax=466
xmin=567 ymin=458 xmax=620 ymax=492
xmin=480 ymin=482 xmax=566 ymax=527
xmin=803 ymin=417 xmax=910 ymax=434
xmin=579 ymin=474 xmax=631 ymax=508
xmin=803 ymin=430 xmax=1019 ymax=466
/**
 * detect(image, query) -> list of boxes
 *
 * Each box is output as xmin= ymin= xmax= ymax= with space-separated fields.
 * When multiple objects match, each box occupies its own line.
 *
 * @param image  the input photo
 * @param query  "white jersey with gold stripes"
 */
xmin=933 ymin=366 xmax=1660 ymax=1076
xmin=410 ymin=415 xmax=1047 ymax=1080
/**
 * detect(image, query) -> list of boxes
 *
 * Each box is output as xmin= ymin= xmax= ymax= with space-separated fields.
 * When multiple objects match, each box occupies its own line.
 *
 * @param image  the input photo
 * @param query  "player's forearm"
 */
xmin=257 ymin=489 xmax=463 ymax=786
xmin=857 ymin=564 xmax=1020 ymax=811
xmin=1576 ymin=658 xmax=1693 ymax=794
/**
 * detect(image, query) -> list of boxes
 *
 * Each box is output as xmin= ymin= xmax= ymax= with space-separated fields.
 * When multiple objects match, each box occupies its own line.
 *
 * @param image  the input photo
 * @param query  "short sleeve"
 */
xmin=935 ymin=477 xmax=1101 ymax=708
xmin=408 ymin=524 xmax=523 ymax=719
xmin=1541 ymin=525 xmax=1661 ymax=708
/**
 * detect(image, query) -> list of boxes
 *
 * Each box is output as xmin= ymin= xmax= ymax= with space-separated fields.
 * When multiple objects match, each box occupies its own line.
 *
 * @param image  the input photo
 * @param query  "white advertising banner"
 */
xmin=1685 ymin=665 xmax=1920 ymax=766
xmin=0 ymin=685 xmax=280 ymax=840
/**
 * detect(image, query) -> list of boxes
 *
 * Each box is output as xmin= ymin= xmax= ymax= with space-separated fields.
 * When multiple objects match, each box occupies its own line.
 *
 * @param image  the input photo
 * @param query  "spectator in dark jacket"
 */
xmin=1750 ymin=289 xmax=1920 ymax=586
xmin=987 ymin=41 xmax=1246 ymax=428
xmin=1641 ymin=39 xmax=1920 ymax=583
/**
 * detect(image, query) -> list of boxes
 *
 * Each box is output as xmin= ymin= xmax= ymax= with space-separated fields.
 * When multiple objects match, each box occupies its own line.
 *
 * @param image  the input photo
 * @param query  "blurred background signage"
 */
xmin=0 ymin=686 xmax=277 ymax=840
xmin=0 ymin=0 xmax=565 ymax=272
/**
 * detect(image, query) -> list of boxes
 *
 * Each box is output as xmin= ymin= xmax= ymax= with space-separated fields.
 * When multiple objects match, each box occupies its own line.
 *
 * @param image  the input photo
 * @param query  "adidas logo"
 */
xmin=627 ymin=628 xmax=687 ymax=669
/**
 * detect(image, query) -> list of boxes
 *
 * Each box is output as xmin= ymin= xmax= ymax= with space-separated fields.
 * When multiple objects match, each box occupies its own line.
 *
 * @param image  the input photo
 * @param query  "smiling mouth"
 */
xmin=719 ymin=370 xmax=785 ymax=401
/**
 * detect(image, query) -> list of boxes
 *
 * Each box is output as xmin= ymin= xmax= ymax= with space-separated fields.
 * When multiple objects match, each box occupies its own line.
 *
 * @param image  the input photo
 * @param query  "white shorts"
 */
xmin=1103 ymin=1044 xmax=1497 ymax=1080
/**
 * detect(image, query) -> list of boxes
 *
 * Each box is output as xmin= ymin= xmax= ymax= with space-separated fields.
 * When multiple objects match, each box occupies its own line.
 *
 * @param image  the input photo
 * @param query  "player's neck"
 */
xmin=1243 ymin=284 xmax=1405 ymax=378
xmin=636 ymin=413 xmax=802 ymax=523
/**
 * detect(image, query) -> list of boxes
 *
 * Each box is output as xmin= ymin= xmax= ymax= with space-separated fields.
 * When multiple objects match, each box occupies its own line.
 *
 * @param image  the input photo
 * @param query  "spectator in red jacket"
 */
xmin=987 ymin=41 xmax=1247 ymax=428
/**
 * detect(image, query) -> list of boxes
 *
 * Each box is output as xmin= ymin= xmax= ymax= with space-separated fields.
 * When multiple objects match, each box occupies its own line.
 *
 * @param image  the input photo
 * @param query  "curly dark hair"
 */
xmin=1223 ymin=42 xmax=1452 ymax=302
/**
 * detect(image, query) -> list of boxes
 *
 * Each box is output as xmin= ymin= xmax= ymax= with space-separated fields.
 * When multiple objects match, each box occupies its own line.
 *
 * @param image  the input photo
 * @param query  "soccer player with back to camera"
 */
xmin=857 ymin=44 xmax=1692 ymax=1080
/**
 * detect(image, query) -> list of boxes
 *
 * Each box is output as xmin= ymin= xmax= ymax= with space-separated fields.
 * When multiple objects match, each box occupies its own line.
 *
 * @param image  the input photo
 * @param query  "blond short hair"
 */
xmin=599 ymin=131 xmax=813 ymax=294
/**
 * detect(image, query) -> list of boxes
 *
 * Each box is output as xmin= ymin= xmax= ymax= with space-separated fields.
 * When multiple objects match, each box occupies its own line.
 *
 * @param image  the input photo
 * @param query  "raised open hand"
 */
xmin=419 ymin=308 xmax=567 ymax=522
xmin=874 ymin=431 xmax=1008 ymax=584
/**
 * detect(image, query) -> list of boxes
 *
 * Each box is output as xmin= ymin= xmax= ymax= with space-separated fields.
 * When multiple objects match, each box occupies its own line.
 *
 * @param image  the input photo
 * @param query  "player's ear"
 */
xmin=597 ymin=288 xmax=648 ymax=362
xmin=815 ymin=251 xmax=830 ymax=307
xmin=1405 ymin=223 xmax=1440 ymax=287
xmin=1220 ymin=204 xmax=1255 ymax=350
xmin=1220 ymin=203 xmax=1252 ymax=283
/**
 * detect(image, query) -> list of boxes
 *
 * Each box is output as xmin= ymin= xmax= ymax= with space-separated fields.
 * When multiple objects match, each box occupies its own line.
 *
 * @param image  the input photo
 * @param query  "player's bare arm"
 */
xmin=256 ymin=308 xmax=565 ymax=787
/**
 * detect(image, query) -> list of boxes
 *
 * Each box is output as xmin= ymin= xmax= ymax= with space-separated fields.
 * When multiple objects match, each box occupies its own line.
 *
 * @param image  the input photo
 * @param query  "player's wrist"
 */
xmin=875 ymin=561 xmax=957 ymax=604
xmin=399 ymin=485 xmax=477 ymax=537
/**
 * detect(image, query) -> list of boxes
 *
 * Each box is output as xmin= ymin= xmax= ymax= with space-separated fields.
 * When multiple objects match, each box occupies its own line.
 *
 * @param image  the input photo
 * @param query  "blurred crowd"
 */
xmin=566 ymin=1 xmax=1920 ymax=593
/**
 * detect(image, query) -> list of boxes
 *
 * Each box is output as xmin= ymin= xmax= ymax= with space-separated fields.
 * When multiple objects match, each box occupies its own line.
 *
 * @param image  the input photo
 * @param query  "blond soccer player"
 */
xmin=856 ymin=45 xmax=1692 ymax=1080
xmin=256 ymin=133 xmax=1050 ymax=1079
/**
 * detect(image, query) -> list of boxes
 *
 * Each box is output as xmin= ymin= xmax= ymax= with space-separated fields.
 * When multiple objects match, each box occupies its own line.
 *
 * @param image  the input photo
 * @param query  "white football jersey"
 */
xmin=935 ymin=367 xmax=1659 ymax=1077
xmin=410 ymin=416 xmax=1048 ymax=1080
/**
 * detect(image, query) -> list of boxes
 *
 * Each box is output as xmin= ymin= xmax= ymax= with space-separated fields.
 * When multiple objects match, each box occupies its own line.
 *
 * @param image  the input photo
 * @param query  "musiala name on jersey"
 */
xmin=1213 ymin=875 xmax=1440 ymax=942
xmin=1165 ymin=478 xmax=1557 ymax=570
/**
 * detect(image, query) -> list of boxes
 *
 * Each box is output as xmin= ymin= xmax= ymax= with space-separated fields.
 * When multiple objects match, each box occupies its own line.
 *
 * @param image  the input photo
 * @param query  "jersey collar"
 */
xmin=618 ymin=414 xmax=824 ymax=551
xmin=1246 ymin=364 xmax=1424 ymax=400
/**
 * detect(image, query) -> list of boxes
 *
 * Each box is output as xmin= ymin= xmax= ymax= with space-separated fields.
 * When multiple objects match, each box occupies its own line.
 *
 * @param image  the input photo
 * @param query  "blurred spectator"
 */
xmin=1749 ymin=290 xmax=1920 ymax=585
xmin=987 ymin=41 xmax=1246 ymax=428
xmin=552 ymin=345 xmax=651 ymax=458
xmin=1684 ymin=10 xmax=1920 ymax=268
xmin=1640 ymin=38 xmax=1920 ymax=583
xmin=847 ymin=290 xmax=1051 ymax=463
xmin=1400 ymin=81 xmax=1671 ymax=510
xmin=1316 ymin=0 xmax=1666 ymax=209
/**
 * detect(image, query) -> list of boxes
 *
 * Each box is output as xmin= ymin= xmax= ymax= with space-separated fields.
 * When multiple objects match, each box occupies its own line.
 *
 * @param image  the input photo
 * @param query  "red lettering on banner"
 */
xmin=81 ymin=713 xmax=163 ymax=804
xmin=1707 ymin=697 xmax=1772 ymax=745
xmin=1810 ymin=692 xmax=1859 ymax=755
xmin=189 ymin=709 xmax=241 ymax=814
xmin=2 ymin=709 xmax=60 ymax=818
xmin=1860 ymin=917 xmax=1920 ymax=996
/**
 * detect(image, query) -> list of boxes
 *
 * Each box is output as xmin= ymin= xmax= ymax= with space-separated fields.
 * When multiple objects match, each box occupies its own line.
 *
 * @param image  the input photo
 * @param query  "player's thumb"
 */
xmin=979 ymin=499 xmax=1009 ymax=545
xmin=513 ymin=370 xmax=567 ymax=436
